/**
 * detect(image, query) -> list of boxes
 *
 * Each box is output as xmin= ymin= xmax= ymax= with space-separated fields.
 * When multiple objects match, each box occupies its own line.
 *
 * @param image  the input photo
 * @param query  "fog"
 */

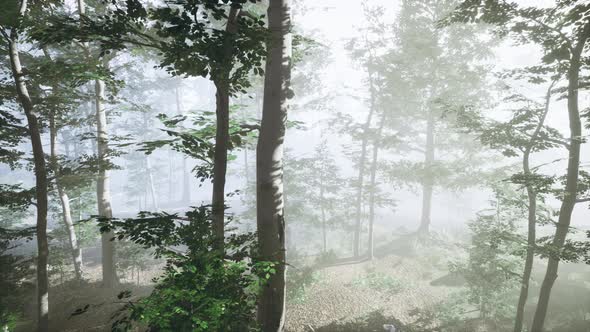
xmin=1 ymin=0 xmax=590 ymax=331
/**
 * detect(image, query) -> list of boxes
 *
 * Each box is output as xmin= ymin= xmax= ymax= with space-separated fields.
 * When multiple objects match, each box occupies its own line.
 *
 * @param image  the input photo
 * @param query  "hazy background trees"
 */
xmin=1 ymin=0 xmax=590 ymax=332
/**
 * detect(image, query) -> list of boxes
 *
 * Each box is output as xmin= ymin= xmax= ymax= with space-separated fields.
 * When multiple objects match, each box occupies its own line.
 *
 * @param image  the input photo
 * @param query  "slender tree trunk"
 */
xmin=168 ymin=150 xmax=174 ymax=203
xmin=531 ymin=23 xmax=590 ymax=331
xmin=418 ymin=109 xmax=435 ymax=234
xmin=353 ymin=65 xmax=376 ymax=257
xmin=42 ymin=47 xmax=84 ymax=281
xmin=6 ymin=7 xmax=50 ymax=329
xmin=76 ymin=0 xmax=117 ymax=289
xmin=256 ymin=0 xmax=291 ymax=330
xmin=210 ymin=7 xmax=239 ymax=252
xmin=95 ymin=78 xmax=118 ymax=287
xmin=146 ymin=156 xmax=158 ymax=210
xmin=182 ymin=157 xmax=190 ymax=204
xmin=141 ymin=112 xmax=159 ymax=210
xmin=211 ymin=82 xmax=230 ymax=251
xmin=50 ymin=114 xmax=84 ymax=281
xmin=514 ymin=82 xmax=554 ymax=332
xmin=367 ymin=113 xmax=384 ymax=260
xmin=320 ymin=176 xmax=327 ymax=253
xmin=242 ymin=105 xmax=251 ymax=186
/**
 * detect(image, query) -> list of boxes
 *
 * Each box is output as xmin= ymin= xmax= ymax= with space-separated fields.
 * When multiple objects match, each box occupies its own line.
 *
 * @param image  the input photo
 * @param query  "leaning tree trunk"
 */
xmin=210 ymin=7 xmax=239 ymax=252
xmin=418 ymin=109 xmax=435 ymax=234
xmin=50 ymin=113 xmax=84 ymax=281
xmin=7 ymin=11 xmax=50 ymax=330
xmin=256 ymin=0 xmax=292 ymax=330
xmin=531 ymin=23 xmax=590 ymax=331
xmin=95 ymin=78 xmax=118 ymax=287
xmin=513 ymin=81 xmax=554 ymax=332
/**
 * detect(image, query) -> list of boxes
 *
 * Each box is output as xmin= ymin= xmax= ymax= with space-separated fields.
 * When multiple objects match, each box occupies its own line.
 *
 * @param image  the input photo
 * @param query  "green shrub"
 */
xmin=314 ymin=250 xmax=338 ymax=266
xmin=96 ymin=206 xmax=275 ymax=332
xmin=0 ymin=227 xmax=35 ymax=332
xmin=351 ymin=267 xmax=404 ymax=293
xmin=287 ymin=267 xmax=322 ymax=304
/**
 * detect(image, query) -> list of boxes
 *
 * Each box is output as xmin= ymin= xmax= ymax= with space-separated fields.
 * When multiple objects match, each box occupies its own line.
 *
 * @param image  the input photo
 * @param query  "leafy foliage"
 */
xmin=137 ymin=111 xmax=257 ymax=184
xmin=351 ymin=266 xmax=405 ymax=294
xmin=450 ymin=185 xmax=523 ymax=322
xmin=36 ymin=0 xmax=268 ymax=94
xmin=0 ymin=227 xmax=35 ymax=332
xmin=91 ymin=205 xmax=274 ymax=331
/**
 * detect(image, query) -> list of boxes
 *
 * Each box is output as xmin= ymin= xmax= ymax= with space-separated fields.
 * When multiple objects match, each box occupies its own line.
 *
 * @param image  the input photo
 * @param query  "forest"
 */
xmin=1 ymin=0 xmax=590 ymax=331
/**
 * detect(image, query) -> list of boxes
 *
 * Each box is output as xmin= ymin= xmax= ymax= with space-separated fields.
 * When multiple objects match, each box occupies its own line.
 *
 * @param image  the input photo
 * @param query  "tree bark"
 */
xmin=146 ymin=155 xmax=158 ymax=210
xmin=76 ymin=0 xmax=117 ymax=289
xmin=50 ymin=113 xmax=84 ymax=281
xmin=211 ymin=7 xmax=239 ymax=252
xmin=418 ymin=109 xmax=435 ymax=234
xmin=95 ymin=77 xmax=118 ymax=287
xmin=531 ymin=22 xmax=590 ymax=331
xmin=353 ymin=63 xmax=376 ymax=257
xmin=6 ymin=2 xmax=50 ymax=328
xmin=142 ymin=112 xmax=158 ymax=210
xmin=367 ymin=112 xmax=384 ymax=260
xmin=211 ymin=82 xmax=230 ymax=251
xmin=182 ymin=157 xmax=190 ymax=204
xmin=43 ymin=47 xmax=84 ymax=282
xmin=513 ymin=81 xmax=554 ymax=332
xmin=256 ymin=0 xmax=291 ymax=330
xmin=320 ymin=174 xmax=327 ymax=253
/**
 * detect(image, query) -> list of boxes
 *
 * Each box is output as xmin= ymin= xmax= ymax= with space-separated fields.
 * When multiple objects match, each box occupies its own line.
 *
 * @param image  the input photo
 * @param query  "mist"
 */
xmin=1 ymin=0 xmax=590 ymax=331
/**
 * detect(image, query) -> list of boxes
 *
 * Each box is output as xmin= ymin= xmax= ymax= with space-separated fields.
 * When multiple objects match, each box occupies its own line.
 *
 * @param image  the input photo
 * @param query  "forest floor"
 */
xmin=14 ymin=239 xmax=459 ymax=332
xmin=284 ymin=241 xmax=458 ymax=331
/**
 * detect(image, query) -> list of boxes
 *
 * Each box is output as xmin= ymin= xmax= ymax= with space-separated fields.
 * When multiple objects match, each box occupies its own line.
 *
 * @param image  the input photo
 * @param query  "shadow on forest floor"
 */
xmin=314 ymin=311 xmax=406 ymax=332
xmin=16 ymin=279 xmax=153 ymax=332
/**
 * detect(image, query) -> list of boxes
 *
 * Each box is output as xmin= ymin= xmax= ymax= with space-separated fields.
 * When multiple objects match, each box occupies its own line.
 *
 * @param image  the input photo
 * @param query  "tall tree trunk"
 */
xmin=146 ymin=155 xmax=158 ymax=210
xmin=50 ymin=113 xmax=84 ymax=281
xmin=353 ymin=64 xmax=376 ymax=257
xmin=367 ymin=113 xmax=384 ymax=260
xmin=256 ymin=0 xmax=291 ymax=330
xmin=182 ymin=157 xmax=191 ymax=204
xmin=418 ymin=109 xmax=435 ymax=234
xmin=142 ymin=113 xmax=158 ymax=210
xmin=95 ymin=78 xmax=118 ymax=287
xmin=76 ymin=0 xmax=117 ymax=289
xmin=210 ymin=7 xmax=239 ymax=252
xmin=514 ymin=81 xmax=554 ymax=332
xmin=6 ymin=4 xmax=50 ymax=328
xmin=320 ymin=176 xmax=327 ymax=253
xmin=43 ymin=47 xmax=84 ymax=281
xmin=531 ymin=23 xmax=590 ymax=331
xmin=211 ymin=82 xmax=230 ymax=251
xmin=241 ymin=104 xmax=251 ymax=186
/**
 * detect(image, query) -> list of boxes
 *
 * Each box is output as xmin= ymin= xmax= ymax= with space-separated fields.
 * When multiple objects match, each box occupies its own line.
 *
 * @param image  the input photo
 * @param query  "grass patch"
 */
xmin=287 ymin=267 xmax=323 ymax=304
xmin=351 ymin=267 xmax=405 ymax=293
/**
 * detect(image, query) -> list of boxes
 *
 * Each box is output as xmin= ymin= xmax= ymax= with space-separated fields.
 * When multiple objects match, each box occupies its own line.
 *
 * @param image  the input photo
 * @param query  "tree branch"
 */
xmin=0 ymin=25 xmax=11 ymax=42
xmin=499 ymin=0 xmax=573 ymax=51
